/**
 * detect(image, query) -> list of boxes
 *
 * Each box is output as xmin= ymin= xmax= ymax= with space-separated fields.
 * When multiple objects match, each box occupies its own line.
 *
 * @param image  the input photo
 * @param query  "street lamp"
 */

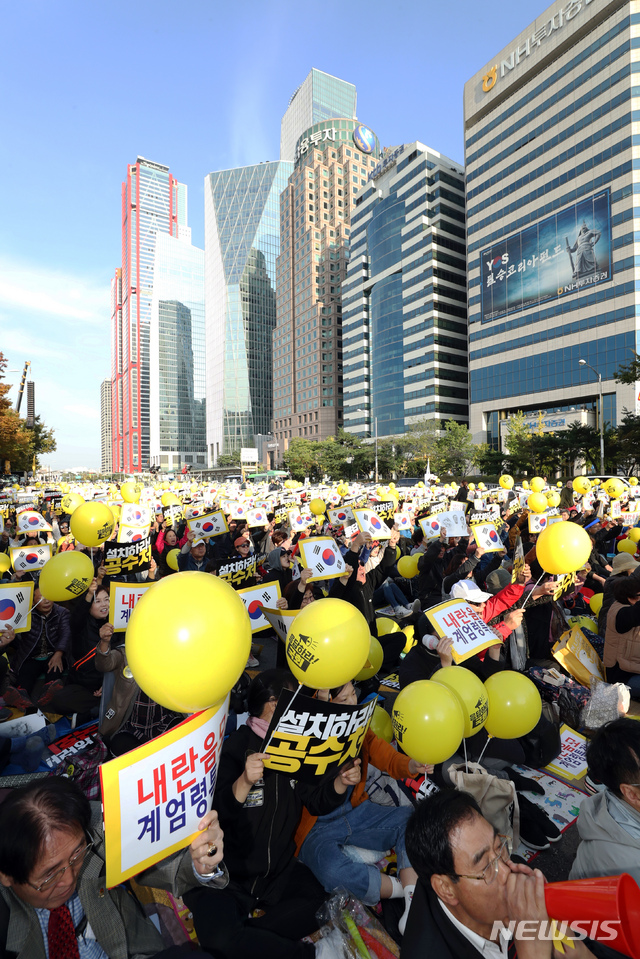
xmin=578 ymin=359 xmax=605 ymax=474
xmin=355 ymin=409 xmax=378 ymax=483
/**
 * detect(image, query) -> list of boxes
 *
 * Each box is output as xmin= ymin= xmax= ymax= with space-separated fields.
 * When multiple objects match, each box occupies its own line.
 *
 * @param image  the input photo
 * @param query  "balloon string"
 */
xmin=520 ymin=571 xmax=546 ymax=610
xmin=263 ymin=683 xmax=303 ymax=753
xmin=25 ymin=595 xmax=44 ymax=617
xmin=463 ymin=737 xmax=469 ymax=774
xmin=476 ymin=734 xmax=493 ymax=767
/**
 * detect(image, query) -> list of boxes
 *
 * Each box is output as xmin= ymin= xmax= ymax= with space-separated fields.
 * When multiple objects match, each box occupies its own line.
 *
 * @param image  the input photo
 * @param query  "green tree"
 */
xmin=217 ymin=450 xmax=241 ymax=469
xmin=435 ymin=421 xmax=476 ymax=476
xmin=615 ymin=352 xmax=640 ymax=385
xmin=0 ymin=354 xmax=55 ymax=473
xmin=283 ymin=438 xmax=323 ymax=480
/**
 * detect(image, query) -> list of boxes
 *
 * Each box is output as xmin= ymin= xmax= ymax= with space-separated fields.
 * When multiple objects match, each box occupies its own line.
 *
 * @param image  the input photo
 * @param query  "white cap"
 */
xmin=192 ymin=538 xmax=205 ymax=547
xmin=450 ymin=580 xmax=493 ymax=603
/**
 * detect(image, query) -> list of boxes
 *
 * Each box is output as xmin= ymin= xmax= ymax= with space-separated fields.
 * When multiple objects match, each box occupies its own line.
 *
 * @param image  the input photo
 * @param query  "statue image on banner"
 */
xmin=566 ymin=221 xmax=601 ymax=279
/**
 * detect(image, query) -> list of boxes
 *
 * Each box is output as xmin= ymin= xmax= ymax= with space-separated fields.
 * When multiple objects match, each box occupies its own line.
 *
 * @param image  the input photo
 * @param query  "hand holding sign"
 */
xmin=190 ymin=809 xmax=225 ymax=877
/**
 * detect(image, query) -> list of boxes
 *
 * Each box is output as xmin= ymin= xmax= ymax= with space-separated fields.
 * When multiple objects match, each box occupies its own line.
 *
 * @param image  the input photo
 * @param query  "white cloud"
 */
xmin=0 ymin=255 xmax=109 ymax=326
xmin=62 ymin=404 xmax=100 ymax=420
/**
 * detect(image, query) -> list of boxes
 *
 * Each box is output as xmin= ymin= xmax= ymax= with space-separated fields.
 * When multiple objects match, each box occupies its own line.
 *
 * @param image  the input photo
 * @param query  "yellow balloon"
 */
xmin=468 ymin=483 xmax=476 ymax=491
xmin=61 ymin=492 xmax=85 ymax=515
xmin=166 ymin=548 xmax=180 ymax=571
xmin=392 ymin=680 xmax=464 ymax=764
xmin=286 ymin=598 xmax=370 ymax=689
xmin=484 ymin=671 xmax=541 ymax=739
xmin=161 ymin=492 xmax=181 ymax=508
xmin=389 ymin=482 xmax=396 ymax=490
xmin=499 ymin=475 xmax=514 ymax=490
xmin=536 ymin=522 xmax=592 ymax=575
xmin=370 ymin=705 xmax=393 ymax=743
xmin=605 ymin=478 xmax=625 ymax=500
xmin=397 ymin=554 xmax=419 ymax=579
xmin=376 ymin=617 xmax=401 ymax=635
xmin=546 ymin=492 xmax=561 ymax=508
xmin=628 ymin=528 xmax=640 ymax=543
xmin=527 ymin=492 xmax=548 ymax=514
xmin=589 ymin=592 xmax=603 ymax=615
xmin=121 ymin=482 xmax=140 ymax=504
xmin=110 ymin=504 xmax=121 ymax=522
xmin=477 ymin=482 xmax=486 ymax=491
xmin=530 ymin=477 xmax=545 ymax=493
xmin=630 ymin=477 xmax=639 ymax=487
xmin=568 ymin=615 xmax=597 ymax=632
xmin=70 ymin=503 xmax=115 ymax=548
xmin=417 ymin=482 xmax=425 ymax=489
xmin=573 ymin=476 xmax=591 ymax=495
xmin=403 ymin=624 xmax=416 ymax=654
xmin=618 ymin=539 xmax=638 ymax=555
xmin=355 ymin=636 xmax=384 ymax=681
xmin=433 ymin=666 xmax=489 ymax=740
xmin=126 ymin=572 xmax=251 ymax=713
xmin=39 ymin=551 xmax=95 ymax=602
xmin=557 ymin=481 xmax=563 ymax=488
xmin=309 ymin=498 xmax=326 ymax=516
xmin=0 ymin=553 xmax=11 ymax=574
xmin=522 ymin=480 xmax=530 ymax=490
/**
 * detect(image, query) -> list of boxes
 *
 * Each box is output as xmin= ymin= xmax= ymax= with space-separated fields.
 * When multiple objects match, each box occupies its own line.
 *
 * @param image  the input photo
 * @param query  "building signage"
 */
xmin=294 ymin=127 xmax=337 ymax=163
xmin=368 ymin=145 xmax=405 ymax=182
xmin=481 ymin=189 xmax=612 ymax=323
xmin=482 ymin=0 xmax=596 ymax=92
xmin=352 ymin=125 xmax=375 ymax=154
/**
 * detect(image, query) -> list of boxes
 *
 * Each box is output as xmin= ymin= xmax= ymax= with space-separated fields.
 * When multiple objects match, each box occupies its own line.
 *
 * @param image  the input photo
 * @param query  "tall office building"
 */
xmin=111 ymin=157 xmax=188 ymax=473
xmin=204 ymin=161 xmax=293 ymax=464
xmin=343 ymin=142 xmax=467 ymax=440
xmin=465 ymin=0 xmax=638 ymax=451
xmin=100 ymin=378 xmax=113 ymax=474
xmin=273 ymin=121 xmax=381 ymax=456
xmin=150 ymin=234 xmax=206 ymax=472
xmin=280 ymin=69 xmax=357 ymax=162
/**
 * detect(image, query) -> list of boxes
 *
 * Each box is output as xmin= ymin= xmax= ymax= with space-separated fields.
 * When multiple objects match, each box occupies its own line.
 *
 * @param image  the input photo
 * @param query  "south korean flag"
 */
xmin=0 ymin=581 xmax=35 ymax=633
xmin=288 ymin=509 xmax=315 ymax=532
xmin=298 ymin=536 xmax=346 ymax=582
xmin=10 ymin=545 xmax=51 ymax=572
xmin=353 ymin=508 xmax=392 ymax=541
xmin=261 ymin=605 xmax=300 ymax=642
xmin=120 ymin=504 xmax=151 ymax=528
xmin=17 ymin=511 xmax=52 ymax=534
xmin=187 ymin=510 xmax=228 ymax=539
xmin=237 ymin=583 xmax=281 ymax=633
xmin=117 ymin=523 xmax=150 ymax=544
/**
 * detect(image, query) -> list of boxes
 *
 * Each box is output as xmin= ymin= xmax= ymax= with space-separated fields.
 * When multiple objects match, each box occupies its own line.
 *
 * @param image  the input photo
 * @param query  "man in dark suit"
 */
xmin=403 ymin=790 xmax=595 ymax=959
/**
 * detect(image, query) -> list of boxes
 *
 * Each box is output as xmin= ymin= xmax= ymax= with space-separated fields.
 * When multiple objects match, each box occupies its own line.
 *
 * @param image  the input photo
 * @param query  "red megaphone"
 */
xmin=545 ymin=874 xmax=640 ymax=959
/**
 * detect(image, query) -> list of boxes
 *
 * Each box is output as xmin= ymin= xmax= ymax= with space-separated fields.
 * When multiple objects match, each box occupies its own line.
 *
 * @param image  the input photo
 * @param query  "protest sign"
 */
xmin=552 ymin=571 xmax=576 ymax=602
xmin=101 ymin=699 xmax=228 ymax=887
xmin=288 ymin=509 xmax=315 ymax=532
xmin=262 ymin=689 xmax=376 ymax=783
xmin=187 ymin=511 xmax=228 ymax=539
xmin=544 ymin=725 xmax=588 ymax=781
xmin=470 ymin=523 xmax=502 ymax=552
xmin=162 ymin=504 xmax=183 ymax=527
xmin=353 ymin=508 xmax=391 ymax=540
xmin=426 ymin=599 xmax=501 ymax=664
xmin=512 ymin=536 xmax=525 ymax=584
xmin=327 ymin=506 xmax=355 ymax=528
xmin=528 ymin=512 xmax=549 ymax=534
xmin=552 ymin=626 xmax=605 ymax=686
xmin=298 ymin=536 xmax=346 ymax=581
xmin=226 ymin=501 xmax=249 ymax=520
xmin=609 ymin=500 xmax=622 ymax=520
xmin=103 ymin=537 xmax=152 ymax=576
xmin=371 ymin=500 xmax=397 ymax=523
xmin=261 ymin=605 xmax=299 ymax=642
xmin=0 ymin=581 xmax=34 ymax=633
xmin=16 ymin=510 xmax=51 ymax=533
xmin=10 ymin=544 xmax=51 ymax=572
xmin=237 ymin=583 xmax=282 ymax=632
xmin=393 ymin=512 xmax=413 ymax=531
xmin=217 ymin=554 xmax=257 ymax=587
xmin=109 ymin=582 xmax=154 ymax=631
xmin=244 ymin=507 xmax=270 ymax=528
xmin=117 ymin=523 xmax=151 ymax=544
xmin=419 ymin=509 xmax=467 ymax=540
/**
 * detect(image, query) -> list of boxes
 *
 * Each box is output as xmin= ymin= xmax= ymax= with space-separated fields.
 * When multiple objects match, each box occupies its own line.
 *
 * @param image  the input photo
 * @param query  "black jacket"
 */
xmin=415 ymin=541 xmax=446 ymax=607
xmin=329 ymin=545 xmax=397 ymax=631
xmin=403 ymin=880 xmax=487 ymax=959
xmin=213 ymin=724 xmax=344 ymax=905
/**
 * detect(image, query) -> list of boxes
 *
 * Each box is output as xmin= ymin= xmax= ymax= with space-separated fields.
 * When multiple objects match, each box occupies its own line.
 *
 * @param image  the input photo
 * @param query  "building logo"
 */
xmin=482 ymin=65 xmax=497 ymax=92
xmin=353 ymin=125 xmax=375 ymax=154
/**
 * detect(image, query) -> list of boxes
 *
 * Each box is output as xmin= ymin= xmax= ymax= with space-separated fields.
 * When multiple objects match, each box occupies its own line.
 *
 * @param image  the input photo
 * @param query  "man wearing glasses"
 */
xmin=0 ymin=777 xmax=225 ymax=958
xmin=403 ymin=790 xmax=594 ymax=959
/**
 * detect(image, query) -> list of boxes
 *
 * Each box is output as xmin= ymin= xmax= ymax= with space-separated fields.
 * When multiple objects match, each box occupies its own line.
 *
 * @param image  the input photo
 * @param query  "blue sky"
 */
xmin=0 ymin=0 xmax=533 ymax=469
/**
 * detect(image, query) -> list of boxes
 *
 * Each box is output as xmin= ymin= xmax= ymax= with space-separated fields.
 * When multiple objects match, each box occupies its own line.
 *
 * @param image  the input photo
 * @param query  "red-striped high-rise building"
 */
xmin=111 ymin=156 xmax=188 ymax=473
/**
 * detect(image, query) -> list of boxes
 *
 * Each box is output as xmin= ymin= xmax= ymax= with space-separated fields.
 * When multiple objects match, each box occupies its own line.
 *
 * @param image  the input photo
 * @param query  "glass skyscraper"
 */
xmin=150 ymin=233 xmax=206 ymax=471
xmin=204 ymin=161 xmax=293 ymax=463
xmin=280 ymin=69 xmax=357 ymax=162
xmin=111 ymin=157 xmax=188 ymax=473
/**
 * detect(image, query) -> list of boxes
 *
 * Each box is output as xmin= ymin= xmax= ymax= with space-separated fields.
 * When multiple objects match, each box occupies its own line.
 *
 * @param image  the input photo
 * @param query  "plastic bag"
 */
xmin=316 ymin=889 xmax=400 ymax=958
xmin=580 ymin=677 xmax=630 ymax=729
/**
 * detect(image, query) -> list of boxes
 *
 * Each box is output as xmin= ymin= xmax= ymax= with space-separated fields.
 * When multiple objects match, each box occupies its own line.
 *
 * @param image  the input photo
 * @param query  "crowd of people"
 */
xmin=0 ymin=473 xmax=639 ymax=958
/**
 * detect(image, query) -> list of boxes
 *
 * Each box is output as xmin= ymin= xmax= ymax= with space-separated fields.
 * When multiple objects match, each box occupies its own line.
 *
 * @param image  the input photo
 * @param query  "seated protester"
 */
xmin=398 ymin=634 xmax=458 ymax=688
xmin=295 ymin=681 xmax=430 ymax=935
xmin=178 ymin=531 xmax=210 ymax=572
xmin=215 ymin=529 xmax=259 ymax=589
xmin=570 ymin=718 xmax=640 ymax=886
xmin=0 ymin=777 xmax=222 ymax=959
xmin=183 ymin=670 xmax=353 ymax=959
xmin=109 ymin=689 xmax=184 ymax=757
xmin=330 ymin=529 xmax=405 ymax=673
xmin=442 ymin=548 xmax=486 ymax=597
xmin=413 ymin=529 xmax=448 ymax=609
xmin=1 ymin=588 xmax=71 ymax=709
xmin=94 ymin=621 xmax=138 ymax=749
xmin=598 ymin=552 xmax=640 ymax=635
xmin=403 ymin=789 xmax=583 ymax=959
xmin=603 ymin=577 xmax=640 ymax=698
xmin=44 ymin=575 xmax=111 ymax=722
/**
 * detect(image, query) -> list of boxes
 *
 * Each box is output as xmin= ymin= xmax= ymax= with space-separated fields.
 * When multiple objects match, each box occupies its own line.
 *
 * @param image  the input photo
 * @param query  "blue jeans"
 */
xmin=298 ymin=797 xmax=412 ymax=905
xmin=373 ymin=579 xmax=409 ymax=609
